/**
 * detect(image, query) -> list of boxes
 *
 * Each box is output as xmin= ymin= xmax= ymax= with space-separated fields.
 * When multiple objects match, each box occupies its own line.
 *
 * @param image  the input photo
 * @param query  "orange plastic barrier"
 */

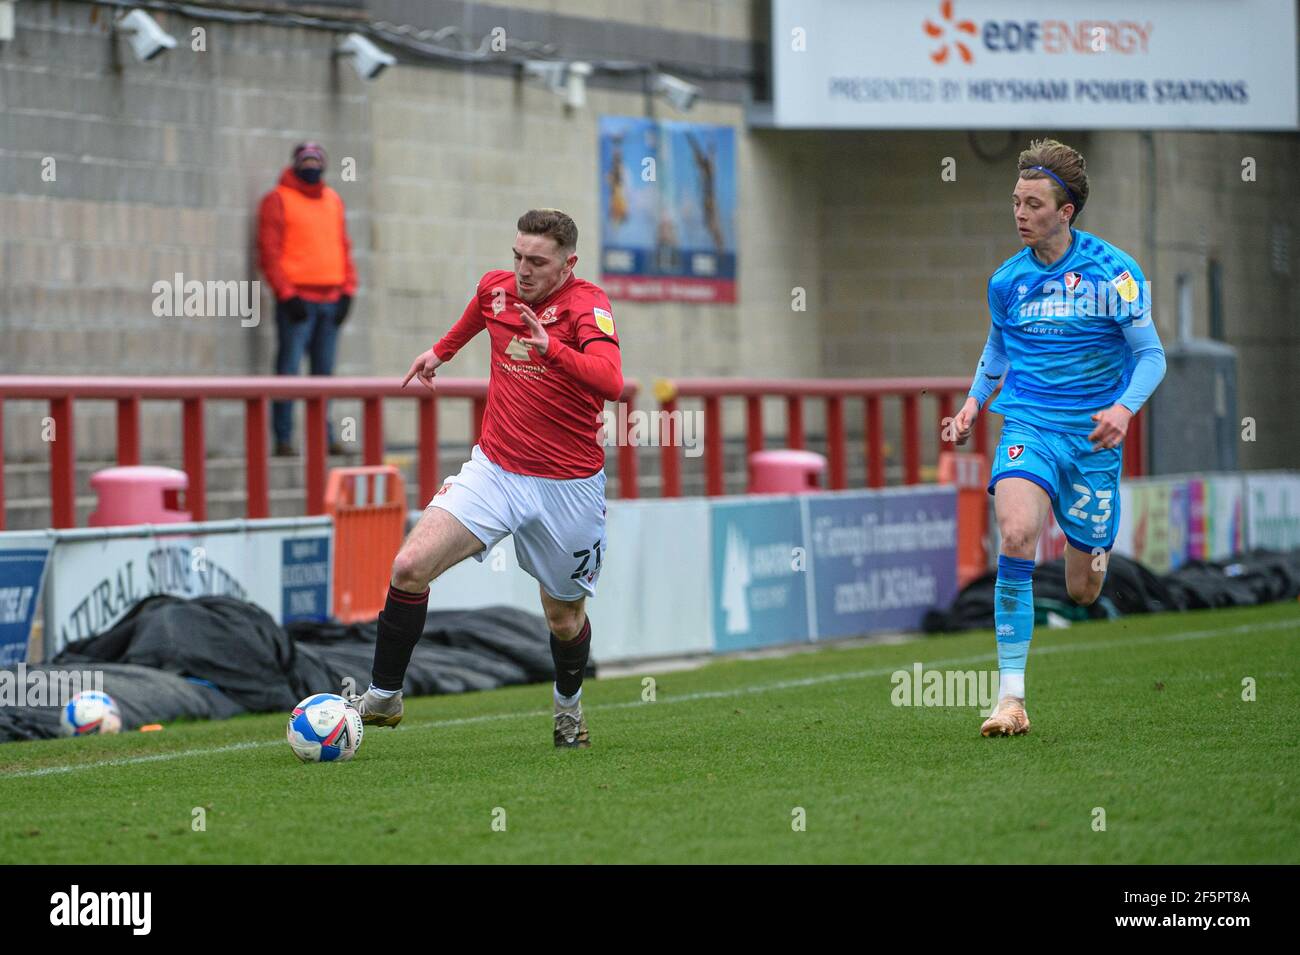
xmin=325 ymin=466 xmax=406 ymax=623
xmin=938 ymin=452 xmax=989 ymax=589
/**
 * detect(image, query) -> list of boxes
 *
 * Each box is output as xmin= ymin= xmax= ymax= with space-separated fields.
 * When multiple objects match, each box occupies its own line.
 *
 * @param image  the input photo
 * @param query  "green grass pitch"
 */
xmin=1 ymin=603 xmax=1296 ymax=864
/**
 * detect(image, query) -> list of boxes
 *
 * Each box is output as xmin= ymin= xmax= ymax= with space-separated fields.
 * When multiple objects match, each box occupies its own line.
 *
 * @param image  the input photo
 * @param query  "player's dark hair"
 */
xmin=517 ymin=208 xmax=578 ymax=253
xmin=1017 ymin=139 xmax=1089 ymax=224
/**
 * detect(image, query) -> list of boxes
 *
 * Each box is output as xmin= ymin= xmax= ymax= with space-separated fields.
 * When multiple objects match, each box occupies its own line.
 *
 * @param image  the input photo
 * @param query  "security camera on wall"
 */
xmin=115 ymin=9 xmax=177 ymax=62
xmin=525 ymin=60 xmax=593 ymax=110
xmin=564 ymin=61 xmax=592 ymax=110
xmin=337 ymin=32 xmax=396 ymax=81
xmin=654 ymin=73 xmax=701 ymax=112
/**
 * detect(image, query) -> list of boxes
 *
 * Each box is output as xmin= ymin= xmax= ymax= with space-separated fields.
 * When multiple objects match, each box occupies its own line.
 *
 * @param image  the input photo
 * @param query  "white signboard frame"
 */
xmin=772 ymin=0 xmax=1299 ymax=130
xmin=42 ymin=518 xmax=333 ymax=659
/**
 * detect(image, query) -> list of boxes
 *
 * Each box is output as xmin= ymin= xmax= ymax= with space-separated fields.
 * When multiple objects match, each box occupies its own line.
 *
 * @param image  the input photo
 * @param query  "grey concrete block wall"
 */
xmin=2 ymin=3 xmax=372 ymax=464
xmin=1085 ymin=131 xmax=1300 ymax=472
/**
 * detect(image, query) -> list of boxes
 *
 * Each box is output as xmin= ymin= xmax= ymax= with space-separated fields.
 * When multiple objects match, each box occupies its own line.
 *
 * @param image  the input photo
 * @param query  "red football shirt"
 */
xmin=433 ymin=270 xmax=623 ymax=479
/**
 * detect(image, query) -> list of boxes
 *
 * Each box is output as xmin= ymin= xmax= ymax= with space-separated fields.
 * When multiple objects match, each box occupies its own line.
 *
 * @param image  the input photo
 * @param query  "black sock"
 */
xmin=371 ymin=584 xmax=429 ymax=691
xmin=551 ymin=616 xmax=591 ymax=699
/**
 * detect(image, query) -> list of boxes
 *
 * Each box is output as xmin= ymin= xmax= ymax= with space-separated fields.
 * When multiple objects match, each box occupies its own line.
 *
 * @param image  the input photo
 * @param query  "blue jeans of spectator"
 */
xmin=273 ymin=298 xmax=341 ymax=446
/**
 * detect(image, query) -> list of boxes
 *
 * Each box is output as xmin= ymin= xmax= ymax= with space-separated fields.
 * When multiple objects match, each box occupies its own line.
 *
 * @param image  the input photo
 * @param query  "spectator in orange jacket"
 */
xmin=257 ymin=142 xmax=357 ymax=456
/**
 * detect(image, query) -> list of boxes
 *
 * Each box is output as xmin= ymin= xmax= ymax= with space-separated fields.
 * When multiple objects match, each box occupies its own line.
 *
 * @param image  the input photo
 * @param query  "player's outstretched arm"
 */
xmin=543 ymin=339 xmax=623 ymax=403
xmin=1089 ymin=319 xmax=1167 ymax=451
xmin=1115 ymin=320 xmax=1167 ymax=414
xmin=428 ymin=293 xmax=490 ymax=372
xmin=953 ymin=396 xmax=980 ymax=447
xmin=401 ymin=348 xmax=444 ymax=392
xmin=956 ymin=324 xmax=1009 ymax=445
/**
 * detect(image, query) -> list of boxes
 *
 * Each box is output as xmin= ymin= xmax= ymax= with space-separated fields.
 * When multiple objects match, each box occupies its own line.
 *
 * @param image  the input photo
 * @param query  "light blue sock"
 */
xmin=995 ymin=555 xmax=1035 ymax=699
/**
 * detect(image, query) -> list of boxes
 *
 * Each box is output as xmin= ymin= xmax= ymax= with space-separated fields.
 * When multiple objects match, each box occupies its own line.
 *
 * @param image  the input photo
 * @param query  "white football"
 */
xmin=60 ymin=690 xmax=123 ymax=737
xmin=286 ymin=693 xmax=364 ymax=763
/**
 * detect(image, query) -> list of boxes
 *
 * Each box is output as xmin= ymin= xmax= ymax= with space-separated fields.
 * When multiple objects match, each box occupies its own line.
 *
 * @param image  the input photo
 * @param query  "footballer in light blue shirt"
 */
xmin=952 ymin=139 xmax=1167 ymax=737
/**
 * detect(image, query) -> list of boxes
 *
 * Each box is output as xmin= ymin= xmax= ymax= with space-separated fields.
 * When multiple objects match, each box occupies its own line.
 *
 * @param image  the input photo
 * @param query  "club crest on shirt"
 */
xmin=1007 ymin=444 xmax=1026 ymax=462
xmin=1064 ymin=272 xmax=1082 ymax=291
xmin=593 ymin=307 xmax=615 ymax=335
xmin=537 ymin=305 xmax=560 ymax=325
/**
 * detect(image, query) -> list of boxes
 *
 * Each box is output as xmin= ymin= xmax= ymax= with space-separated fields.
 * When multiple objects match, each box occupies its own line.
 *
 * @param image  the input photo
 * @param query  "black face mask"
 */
xmin=295 ymin=167 xmax=323 ymax=185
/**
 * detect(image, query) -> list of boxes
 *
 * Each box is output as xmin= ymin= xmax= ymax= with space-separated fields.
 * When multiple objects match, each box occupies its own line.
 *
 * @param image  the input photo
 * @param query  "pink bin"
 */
xmin=88 ymin=466 xmax=192 ymax=527
xmin=747 ymin=449 xmax=827 ymax=494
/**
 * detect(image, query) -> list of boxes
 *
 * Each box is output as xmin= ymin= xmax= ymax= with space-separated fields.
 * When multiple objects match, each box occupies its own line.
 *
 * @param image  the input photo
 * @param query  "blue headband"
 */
xmin=1029 ymin=165 xmax=1077 ymax=208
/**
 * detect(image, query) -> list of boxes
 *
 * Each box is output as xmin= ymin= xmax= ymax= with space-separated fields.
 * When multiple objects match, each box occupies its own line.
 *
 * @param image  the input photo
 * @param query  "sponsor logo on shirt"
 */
xmin=505 ymin=337 xmax=532 ymax=361
xmin=1018 ymin=300 xmax=1075 ymax=319
xmin=1111 ymin=270 xmax=1139 ymax=303
xmin=593 ymin=307 xmax=616 ymax=336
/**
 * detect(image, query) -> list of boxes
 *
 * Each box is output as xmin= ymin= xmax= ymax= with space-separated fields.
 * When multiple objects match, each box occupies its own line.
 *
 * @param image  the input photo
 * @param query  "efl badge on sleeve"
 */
xmin=593 ymin=307 xmax=616 ymax=336
xmin=1110 ymin=270 xmax=1139 ymax=303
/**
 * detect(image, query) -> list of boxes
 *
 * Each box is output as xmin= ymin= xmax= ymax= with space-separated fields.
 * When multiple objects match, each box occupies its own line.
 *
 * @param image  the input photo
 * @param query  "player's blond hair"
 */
xmin=1017 ymin=139 xmax=1089 ymax=224
xmin=518 ymin=208 xmax=578 ymax=253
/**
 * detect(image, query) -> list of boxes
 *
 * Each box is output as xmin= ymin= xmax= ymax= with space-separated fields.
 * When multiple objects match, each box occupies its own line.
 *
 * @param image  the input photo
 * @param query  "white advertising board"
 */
xmin=44 ymin=518 xmax=333 ymax=658
xmin=772 ymin=0 xmax=1298 ymax=129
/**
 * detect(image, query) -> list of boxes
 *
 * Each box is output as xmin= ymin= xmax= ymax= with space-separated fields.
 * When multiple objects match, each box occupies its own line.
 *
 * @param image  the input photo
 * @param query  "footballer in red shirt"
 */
xmin=350 ymin=209 xmax=622 ymax=748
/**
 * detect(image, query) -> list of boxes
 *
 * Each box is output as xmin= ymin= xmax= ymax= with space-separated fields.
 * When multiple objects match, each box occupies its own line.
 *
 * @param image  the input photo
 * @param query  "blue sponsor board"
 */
xmin=711 ymin=498 xmax=810 ymax=652
xmin=0 ymin=539 xmax=53 ymax=666
xmin=281 ymin=536 xmax=331 ymax=623
xmin=806 ymin=488 xmax=958 ymax=639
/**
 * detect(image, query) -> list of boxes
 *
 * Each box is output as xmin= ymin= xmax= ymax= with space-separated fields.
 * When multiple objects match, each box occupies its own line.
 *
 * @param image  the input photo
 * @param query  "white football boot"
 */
xmin=980 ymin=696 xmax=1031 ymax=737
xmin=347 ymin=688 xmax=404 ymax=728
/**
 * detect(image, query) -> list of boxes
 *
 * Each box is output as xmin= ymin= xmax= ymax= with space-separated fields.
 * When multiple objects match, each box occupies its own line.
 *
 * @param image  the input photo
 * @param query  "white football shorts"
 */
xmin=427 ymin=444 xmax=607 ymax=601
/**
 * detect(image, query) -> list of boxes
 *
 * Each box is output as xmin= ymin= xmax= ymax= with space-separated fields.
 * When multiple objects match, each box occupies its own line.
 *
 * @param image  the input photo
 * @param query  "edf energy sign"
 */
xmin=772 ymin=0 xmax=1298 ymax=129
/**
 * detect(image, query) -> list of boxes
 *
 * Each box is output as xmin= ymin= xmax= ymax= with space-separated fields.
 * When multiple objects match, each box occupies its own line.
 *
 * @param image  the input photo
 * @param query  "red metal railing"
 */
xmin=650 ymin=377 xmax=1144 ymax=497
xmin=0 ymin=376 xmax=640 ymax=529
xmin=0 ymin=375 xmax=1147 ymax=526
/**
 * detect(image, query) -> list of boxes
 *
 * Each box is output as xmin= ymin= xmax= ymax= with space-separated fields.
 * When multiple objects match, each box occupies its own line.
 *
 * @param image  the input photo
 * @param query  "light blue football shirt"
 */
xmin=983 ymin=228 xmax=1152 ymax=434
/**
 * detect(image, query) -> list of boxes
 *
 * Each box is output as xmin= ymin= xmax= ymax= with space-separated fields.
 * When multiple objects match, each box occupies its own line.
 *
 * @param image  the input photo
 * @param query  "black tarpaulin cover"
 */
xmin=0 ymin=595 xmax=579 ymax=743
xmin=923 ymin=549 xmax=1300 ymax=633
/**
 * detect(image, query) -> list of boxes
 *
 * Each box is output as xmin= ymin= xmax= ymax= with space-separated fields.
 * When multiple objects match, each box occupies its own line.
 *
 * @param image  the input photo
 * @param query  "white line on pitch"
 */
xmin=2 ymin=617 xmax=1293 ymax=780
